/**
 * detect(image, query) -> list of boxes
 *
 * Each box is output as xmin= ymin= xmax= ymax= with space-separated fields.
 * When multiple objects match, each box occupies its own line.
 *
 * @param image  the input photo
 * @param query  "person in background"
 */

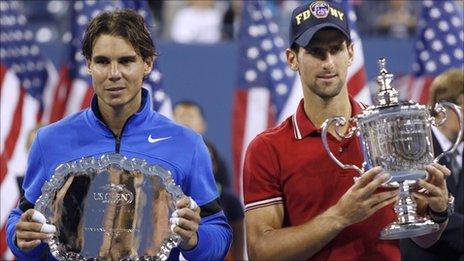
xmin=7 ymin=9 xmax=231 ymax=260
xmin=173 ymin=100 xmax=246 ymax=260
xmin=147 ymin=0 xmax=164 ymax=37
xmin=376 ymin=1 xmax=417 ymax=38
xmin=170 ymin=0 xmax=223 ymax=44
xmin=221 ymin=0 xmax=242 ymax=41
xmin=401 ymin=68 xmax=464 ymax=261
xmin=243 ymin=1 xmax=453 ymax=260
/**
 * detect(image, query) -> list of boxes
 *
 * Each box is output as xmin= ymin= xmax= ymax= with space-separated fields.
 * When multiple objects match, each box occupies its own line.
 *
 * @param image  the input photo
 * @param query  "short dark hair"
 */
xmin=290 ymin=43 xmax=300 ymax=54
xmin=173 ymin=100 xmax=205 ymax=117
xmin=82 ymin=9 xmax=156 ymax=62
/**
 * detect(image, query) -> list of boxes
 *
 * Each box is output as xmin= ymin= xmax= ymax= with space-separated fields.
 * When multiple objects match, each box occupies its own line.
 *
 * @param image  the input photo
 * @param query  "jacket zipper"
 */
xmin=111 ymin=116 xmax=133 ymax=153
xmin=115 ymin=135 xmax=121 ymax=153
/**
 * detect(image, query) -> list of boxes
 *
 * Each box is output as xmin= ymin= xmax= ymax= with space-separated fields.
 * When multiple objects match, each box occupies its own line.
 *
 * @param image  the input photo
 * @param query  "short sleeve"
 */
xmin=243 ymin=136 xmax=282 ymax=211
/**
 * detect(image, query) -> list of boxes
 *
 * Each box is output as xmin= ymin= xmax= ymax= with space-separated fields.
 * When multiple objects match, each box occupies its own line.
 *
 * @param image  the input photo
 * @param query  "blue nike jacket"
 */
xmin=6 ymin=89 xmax=232 ymax=260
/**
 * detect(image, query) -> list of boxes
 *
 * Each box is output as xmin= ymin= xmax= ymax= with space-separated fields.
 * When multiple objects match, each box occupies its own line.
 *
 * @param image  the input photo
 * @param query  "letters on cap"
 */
xmin=294 ymin=1 xmax=345 ymax=25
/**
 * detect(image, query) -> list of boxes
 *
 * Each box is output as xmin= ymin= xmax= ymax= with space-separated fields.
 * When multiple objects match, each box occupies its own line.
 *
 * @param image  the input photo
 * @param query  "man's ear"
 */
xmin=86 ymin=61 xmax=92 ymax=74
xmin=286 ymin=48 xmax=298 ymax=71
xmin=144 ymin=57 xmax=154 ymax=76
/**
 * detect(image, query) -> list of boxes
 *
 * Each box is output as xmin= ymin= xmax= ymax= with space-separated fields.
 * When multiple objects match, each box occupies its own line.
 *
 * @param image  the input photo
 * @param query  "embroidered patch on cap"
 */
xmin=310 ymin=1 xmax=330 ymax=19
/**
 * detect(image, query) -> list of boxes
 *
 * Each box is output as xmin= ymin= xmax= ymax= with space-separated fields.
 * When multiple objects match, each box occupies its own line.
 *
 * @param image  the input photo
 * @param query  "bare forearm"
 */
xmin=248 ymin=206 xmax=347 ymax=260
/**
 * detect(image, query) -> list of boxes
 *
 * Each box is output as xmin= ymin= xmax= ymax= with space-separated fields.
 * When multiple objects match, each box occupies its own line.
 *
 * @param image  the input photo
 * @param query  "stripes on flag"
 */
xmin=232 ymin=0 xmax=370 ymax=197
xmin=394 ymin=0 xmax=464 ymax=105
xmin=232 ymin=1 xmax=297 ymax=198
xmin=0 ymin=1 xmax=58 ymax=259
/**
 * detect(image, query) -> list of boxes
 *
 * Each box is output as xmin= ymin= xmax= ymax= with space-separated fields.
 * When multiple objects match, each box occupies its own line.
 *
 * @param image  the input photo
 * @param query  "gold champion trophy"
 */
xmin=321 ymin=58 xmax=463 ymax=239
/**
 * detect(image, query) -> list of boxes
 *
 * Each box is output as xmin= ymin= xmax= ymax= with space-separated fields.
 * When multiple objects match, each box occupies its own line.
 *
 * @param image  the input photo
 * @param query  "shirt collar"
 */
xmin=292 ymin=96 xmax=365 ymax=140
xmin=91 ymin=88 xmax=150 ymax=117
xmin=89 ymin=88 xmax=153 ymax=132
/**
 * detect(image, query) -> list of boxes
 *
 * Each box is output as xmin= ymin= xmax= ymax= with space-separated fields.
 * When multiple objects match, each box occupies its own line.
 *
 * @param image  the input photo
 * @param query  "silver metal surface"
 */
xmin=320 ymin=58 xmax=463 ymax=239
xmin=379 ymin=219 xmax=439 ymax=240
xmin=321 ymin=116 xmax=363 ymax=175
xmin=35 ymin=153 xmax=183 ymax=260
xmin=379 ymin=180 xmax=440 ymax=240
xmin=376 ymin=58 xmax=399 ymax=106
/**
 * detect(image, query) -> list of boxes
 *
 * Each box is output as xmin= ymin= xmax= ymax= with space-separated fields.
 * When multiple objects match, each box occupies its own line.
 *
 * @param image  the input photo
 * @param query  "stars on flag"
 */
xmin=238 ymin=1 xmax=296 ymax=116
xmin=413 ymin=0 xmax=464 ymax=76
xmin=0 ymin=1 xmax=49 ymax=102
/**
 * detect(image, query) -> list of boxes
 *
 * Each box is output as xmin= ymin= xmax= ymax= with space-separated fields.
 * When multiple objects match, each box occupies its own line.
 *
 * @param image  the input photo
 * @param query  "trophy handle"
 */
xmin=321 ymin=116 xmax=363 ymax=175
xmin=432 ymin=102 xmax=464 ymax=163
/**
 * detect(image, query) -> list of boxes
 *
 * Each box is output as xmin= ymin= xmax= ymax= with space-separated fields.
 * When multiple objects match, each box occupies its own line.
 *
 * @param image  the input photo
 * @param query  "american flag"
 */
xmin=49 ymin=0 xmax=171 ymax=123
xmin=232 ymin=0 xmax=369 ymax=197
xmin=0 ymin=1 xmax=58 ymax=259
xmin=394 ymin=0 xmax=464 ymax=104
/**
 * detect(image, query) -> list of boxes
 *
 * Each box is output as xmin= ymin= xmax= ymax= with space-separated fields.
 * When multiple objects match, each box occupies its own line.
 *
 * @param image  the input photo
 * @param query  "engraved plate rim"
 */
xmin=34 ymin=153 xmax=183 ymax=261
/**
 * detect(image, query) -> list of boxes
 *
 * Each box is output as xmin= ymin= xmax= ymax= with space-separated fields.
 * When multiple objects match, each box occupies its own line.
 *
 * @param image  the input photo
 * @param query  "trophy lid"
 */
xmin=376 ymin=58 xmax=399 ymax=107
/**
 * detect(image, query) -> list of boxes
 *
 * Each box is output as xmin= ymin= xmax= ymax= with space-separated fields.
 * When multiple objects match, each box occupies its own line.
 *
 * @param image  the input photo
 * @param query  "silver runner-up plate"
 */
xmin=34 ymin=153 xmax=184 ymax=261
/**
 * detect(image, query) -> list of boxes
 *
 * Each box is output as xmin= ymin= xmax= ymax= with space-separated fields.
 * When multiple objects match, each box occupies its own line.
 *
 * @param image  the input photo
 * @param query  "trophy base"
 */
xmin=379 ymin=219 xmax=439 ymax=240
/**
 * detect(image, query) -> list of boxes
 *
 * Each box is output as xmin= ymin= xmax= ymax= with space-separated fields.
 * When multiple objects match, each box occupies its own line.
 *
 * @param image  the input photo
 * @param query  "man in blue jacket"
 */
xmin=7 ymin=9 xmax=231 ymax=260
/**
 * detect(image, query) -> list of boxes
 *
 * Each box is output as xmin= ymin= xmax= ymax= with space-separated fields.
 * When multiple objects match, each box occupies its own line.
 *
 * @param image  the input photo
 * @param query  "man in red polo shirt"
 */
xmin=243 ymin=1 xmax=452 ymax=260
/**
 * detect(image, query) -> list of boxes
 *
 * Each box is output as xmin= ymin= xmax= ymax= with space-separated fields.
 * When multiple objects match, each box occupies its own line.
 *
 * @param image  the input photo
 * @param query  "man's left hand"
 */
xmin=413 ymin=163 xmax=451 ymax=215
xmin=171 ymin=196 xmax=201 ymax=250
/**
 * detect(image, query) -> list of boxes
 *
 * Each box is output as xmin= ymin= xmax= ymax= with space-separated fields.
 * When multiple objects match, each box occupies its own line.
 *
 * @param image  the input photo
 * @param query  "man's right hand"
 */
xmin=331 ymin=166 xmax=398 ymax=227
xmin=15 ymin=209 xmax=56 ymax=251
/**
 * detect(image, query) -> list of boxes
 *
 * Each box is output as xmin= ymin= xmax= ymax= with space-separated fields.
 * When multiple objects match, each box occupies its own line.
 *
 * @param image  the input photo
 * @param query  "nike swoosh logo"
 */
xmin=148 ymin=135 xmax=171 ymax=144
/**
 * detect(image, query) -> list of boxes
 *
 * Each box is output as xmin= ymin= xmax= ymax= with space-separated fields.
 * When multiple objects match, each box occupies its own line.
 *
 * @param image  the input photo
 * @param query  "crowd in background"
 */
xmin=22 ymin=0 xmax=464 ymax=46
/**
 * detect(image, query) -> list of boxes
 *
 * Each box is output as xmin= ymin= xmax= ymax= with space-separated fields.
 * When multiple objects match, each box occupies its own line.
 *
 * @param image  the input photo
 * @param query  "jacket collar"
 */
xmin=292 ymin=96 xmax=364 ymax=140
xmin=88 ymin=88 xmax=154 ymax=135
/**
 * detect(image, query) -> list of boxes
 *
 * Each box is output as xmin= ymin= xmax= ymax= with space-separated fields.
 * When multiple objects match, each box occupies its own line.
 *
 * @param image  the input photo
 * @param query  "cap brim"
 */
xmin=294 ymin=23 xmax=350 ymax=47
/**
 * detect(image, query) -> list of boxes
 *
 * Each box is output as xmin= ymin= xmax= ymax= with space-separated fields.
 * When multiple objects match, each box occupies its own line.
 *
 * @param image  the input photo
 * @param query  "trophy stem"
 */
xmin=395 ymin=181 xmax=419 ymax=223
xmin=379 ymin=180 xmax=439 ymax=240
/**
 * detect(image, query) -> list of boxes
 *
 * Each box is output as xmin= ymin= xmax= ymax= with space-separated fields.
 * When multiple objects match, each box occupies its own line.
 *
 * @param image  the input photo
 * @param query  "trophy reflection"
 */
xmin=35 ymin=154 xmax=182 ymax=260
xmin=321 ymin=58 xmax=463 ymax=239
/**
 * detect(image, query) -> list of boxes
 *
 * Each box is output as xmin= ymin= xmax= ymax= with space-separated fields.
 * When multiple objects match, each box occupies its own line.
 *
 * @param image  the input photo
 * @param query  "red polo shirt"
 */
xmin=243 ymin=97 xmax=399 ymax=260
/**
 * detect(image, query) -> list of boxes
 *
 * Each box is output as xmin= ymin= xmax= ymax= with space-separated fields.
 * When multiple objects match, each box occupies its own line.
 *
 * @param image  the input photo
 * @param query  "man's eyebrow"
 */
xmin=118 ymin=55 xmax=137 ymax=60
xmin=92 ymin=55 xmax=137 ymax=60
xmin=92 ymin=55 xmax=108 ymax=60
